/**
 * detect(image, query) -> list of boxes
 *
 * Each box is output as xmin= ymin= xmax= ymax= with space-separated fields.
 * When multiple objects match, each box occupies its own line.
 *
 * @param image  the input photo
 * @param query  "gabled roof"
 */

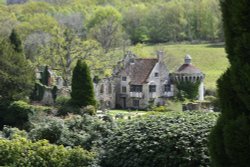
xmin=128 ymin=58 xmax=158 ymax=85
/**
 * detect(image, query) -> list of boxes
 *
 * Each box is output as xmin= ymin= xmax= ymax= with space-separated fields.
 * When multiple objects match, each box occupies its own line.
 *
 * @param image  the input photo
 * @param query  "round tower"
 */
xmin=171 ymin=55 xmax=205 ymax=100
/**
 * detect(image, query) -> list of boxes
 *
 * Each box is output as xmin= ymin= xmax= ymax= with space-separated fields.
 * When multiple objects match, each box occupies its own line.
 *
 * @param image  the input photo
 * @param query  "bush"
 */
xmin=0 ymin=135 xmax=95 ymax=167
xmin=29 ymin=114 xmax=114 ymax=151
xmin=101 ymin=111 xmax=219 ymax=167
xmin=153 ymin=106 xmax=170 ymax=112
xmin=0 ymin=101 xmax=34 ymax=130
xmin=55 ymin=96 xmax=71 ymax=106
xmin=80 ymin=105 xmax=96 ymax=115
xmin=29 ymin=117 xmax=64 ymax=143
xmin=57 ymin=102 xmax=80 ymax=116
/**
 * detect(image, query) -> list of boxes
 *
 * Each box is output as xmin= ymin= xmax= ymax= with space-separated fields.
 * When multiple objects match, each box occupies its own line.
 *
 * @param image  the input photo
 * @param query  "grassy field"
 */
xmin=129 ymin=43 xmax=229 ymax=90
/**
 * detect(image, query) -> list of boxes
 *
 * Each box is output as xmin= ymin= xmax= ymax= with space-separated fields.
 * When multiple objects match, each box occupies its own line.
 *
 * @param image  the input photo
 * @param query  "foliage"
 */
xmin=9 ymin=29 xmax=23 ymax=52
xmin=176 ymin=81 xmax=200 ymax=100
xmin=0 ymin=135 xmax=95 ymax=167
xmin=152 ymin=106 xmax=169 ymax=112
xmin=81 ymin=105 xmax=96 ymax=116
xmin=209 ymin=0 xmax=250 ymax=166
xmin=101 ymin=111 xmax=219 ymax=167
xmin=0 ymin=30 xmax=35 ymax=101
xmin=57 ymin=101 xmax=80 ymax=116
xmin=0 ymin=101 xmax=34 ymax=130
xmin=29 ymin=114 xmax=114 ymax=151
xmin=55 ymin=95 xmax=71 ymax=106
xmin=87 ymin=6 xmax=125 ymax=52
xmin=71 ymin=60 xmax=96 ymax=108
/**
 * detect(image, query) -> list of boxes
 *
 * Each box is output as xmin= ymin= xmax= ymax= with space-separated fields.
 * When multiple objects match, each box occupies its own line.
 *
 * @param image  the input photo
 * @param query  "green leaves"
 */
xmin=0 ymin=135 xmax=95 ymax=167
xmin=71 ymin=60 xmax=96 ymax=108
xmin=102 ymin=111 xmax=219 ymax=167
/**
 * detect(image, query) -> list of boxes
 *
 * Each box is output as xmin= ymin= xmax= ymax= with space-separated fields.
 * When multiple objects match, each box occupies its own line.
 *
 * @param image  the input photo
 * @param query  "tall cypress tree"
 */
xmin=0 ymin=29 xmax=34 ymax=101
xmin=209 ymin=0 xmax=250 ymax=166
xmin=9 ymin=29 xmax=23 ymax=53
xmin=71 ymin=60 xmax=96 ymax=107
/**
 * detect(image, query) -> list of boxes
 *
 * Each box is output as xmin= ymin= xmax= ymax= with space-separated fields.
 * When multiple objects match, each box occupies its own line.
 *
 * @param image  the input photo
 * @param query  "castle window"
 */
xmin=122 ymin=76 xmax=127 ymax=81
xmin=130 ymin=85 xmax=142 ymax=92
xmin=154 ymin=72 xmax=159 ymax=77
xmin=108 ymin=83 xmax=112 ymax=94
xmin=149 ymin=85 xmax=156 ymax=92
xmin=164 ymin=84 xmax=171 ymax=92
xmin=122 ymin=86 xmax=127 ymax=93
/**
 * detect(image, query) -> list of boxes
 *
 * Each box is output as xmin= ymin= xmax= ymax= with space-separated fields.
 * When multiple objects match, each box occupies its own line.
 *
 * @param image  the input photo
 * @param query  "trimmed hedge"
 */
xmin=101 ymin=111 xmax=219 ymax=167
xmin=0 ymin=135 xmax=95 ymax=167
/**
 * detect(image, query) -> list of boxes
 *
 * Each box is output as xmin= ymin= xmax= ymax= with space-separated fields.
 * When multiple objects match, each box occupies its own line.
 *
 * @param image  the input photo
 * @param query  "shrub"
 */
xmin=153 ymin=106 xmax=169 ymax=112
xmin=0 ymin=101 xmax=34 ymax=130
xmin=80 ymin=105 xmax=96 ymax=115
xmin=29 ymin=114 xmax=114 ymax=151
xmin=57 ymin=102 xmax=80 ymax=116
xmin=55 ymin=96 xmax=71 ymax=106
xmin=0 ymin=135 xmax=95 ymax=167
xmin=101 ymin=111 xmax=219 ymax=167
xmin=29 ymin=117 xmax=64 ymax=143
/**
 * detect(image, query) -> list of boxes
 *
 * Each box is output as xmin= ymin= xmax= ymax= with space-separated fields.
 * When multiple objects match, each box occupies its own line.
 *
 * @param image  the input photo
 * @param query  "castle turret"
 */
xmin=171 ymin=55 xmax=205 ymax=100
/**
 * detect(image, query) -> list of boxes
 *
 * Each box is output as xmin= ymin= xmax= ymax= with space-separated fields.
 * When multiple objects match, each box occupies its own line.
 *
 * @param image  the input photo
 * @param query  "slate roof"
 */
xmin=176 ymin=64 xmax=202 ymax=74
xmin=128 ymin=58 xmax=158 ymax=85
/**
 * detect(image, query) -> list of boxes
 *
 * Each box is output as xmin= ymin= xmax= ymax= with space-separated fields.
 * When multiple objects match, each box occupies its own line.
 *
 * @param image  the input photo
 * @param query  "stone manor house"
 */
xmin=94 ymin=51 xmax=205 ymax=110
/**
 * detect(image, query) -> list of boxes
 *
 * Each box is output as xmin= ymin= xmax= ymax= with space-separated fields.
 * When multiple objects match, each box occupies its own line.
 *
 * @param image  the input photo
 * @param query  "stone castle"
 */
xmin=94 ymin=51 xmax=205 ymax=110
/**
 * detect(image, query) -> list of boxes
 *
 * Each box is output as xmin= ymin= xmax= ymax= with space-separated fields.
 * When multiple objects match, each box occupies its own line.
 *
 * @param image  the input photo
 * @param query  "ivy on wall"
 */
xmin=176 ymin=81 xmax=200 ymax=100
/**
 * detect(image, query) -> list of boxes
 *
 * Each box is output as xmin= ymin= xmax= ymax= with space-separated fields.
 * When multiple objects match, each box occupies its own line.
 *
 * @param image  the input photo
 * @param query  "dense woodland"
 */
xmin=0 ymin=0 xmax=222 ymax=80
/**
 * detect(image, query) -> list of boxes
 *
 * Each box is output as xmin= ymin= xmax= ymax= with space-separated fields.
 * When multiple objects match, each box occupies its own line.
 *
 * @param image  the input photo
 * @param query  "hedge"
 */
xmin=101 ymin=111 xmax=219 ymax=167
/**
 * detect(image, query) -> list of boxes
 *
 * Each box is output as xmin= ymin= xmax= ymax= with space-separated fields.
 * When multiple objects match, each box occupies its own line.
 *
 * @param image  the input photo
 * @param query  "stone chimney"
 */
xmin=157 ymin=51 xmax=164 ymax=62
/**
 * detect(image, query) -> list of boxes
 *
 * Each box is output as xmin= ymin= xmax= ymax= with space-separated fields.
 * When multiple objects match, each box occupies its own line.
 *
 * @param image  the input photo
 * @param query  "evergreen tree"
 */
xmin=0 ymin=29 xmax=35 ymax=101
xmin=9 ymin=29 xmax=23 ymax=53
xmin=209 ymin=0 xmax=250 ymax=166
xmin=71 ymin=60 xmax=96 ymax=107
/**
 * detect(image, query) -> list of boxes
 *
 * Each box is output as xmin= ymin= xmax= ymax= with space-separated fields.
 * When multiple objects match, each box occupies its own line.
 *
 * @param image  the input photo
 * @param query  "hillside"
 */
xmin=130 ymin=43 xmax=229 ymax=90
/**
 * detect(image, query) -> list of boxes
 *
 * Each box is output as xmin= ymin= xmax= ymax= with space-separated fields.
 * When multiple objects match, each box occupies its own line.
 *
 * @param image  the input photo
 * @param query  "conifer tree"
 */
xmin=9 ymin=29 xmax=23 ymax=53
xmin=0 ymin=29 xmax=34 ymax=101
xmin=71 ymin=60 xmax=96 ymax=107
xmin=209 ymin=1 xmax=250 ymax=166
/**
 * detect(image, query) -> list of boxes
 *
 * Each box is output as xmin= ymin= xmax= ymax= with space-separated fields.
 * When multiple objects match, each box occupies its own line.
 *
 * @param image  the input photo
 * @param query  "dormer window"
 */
xmin=122 ymin=76 xmax=127 ymax=81
xmin=154 ymin=72 xmax=159 ymax=77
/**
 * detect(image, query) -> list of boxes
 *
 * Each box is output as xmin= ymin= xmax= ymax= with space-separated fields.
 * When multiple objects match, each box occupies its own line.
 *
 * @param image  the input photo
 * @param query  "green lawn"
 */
xmin=129 ymin=43 xmax=229 ymax=90
xmin=107 ymin=102 xmax=183 ymax=119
